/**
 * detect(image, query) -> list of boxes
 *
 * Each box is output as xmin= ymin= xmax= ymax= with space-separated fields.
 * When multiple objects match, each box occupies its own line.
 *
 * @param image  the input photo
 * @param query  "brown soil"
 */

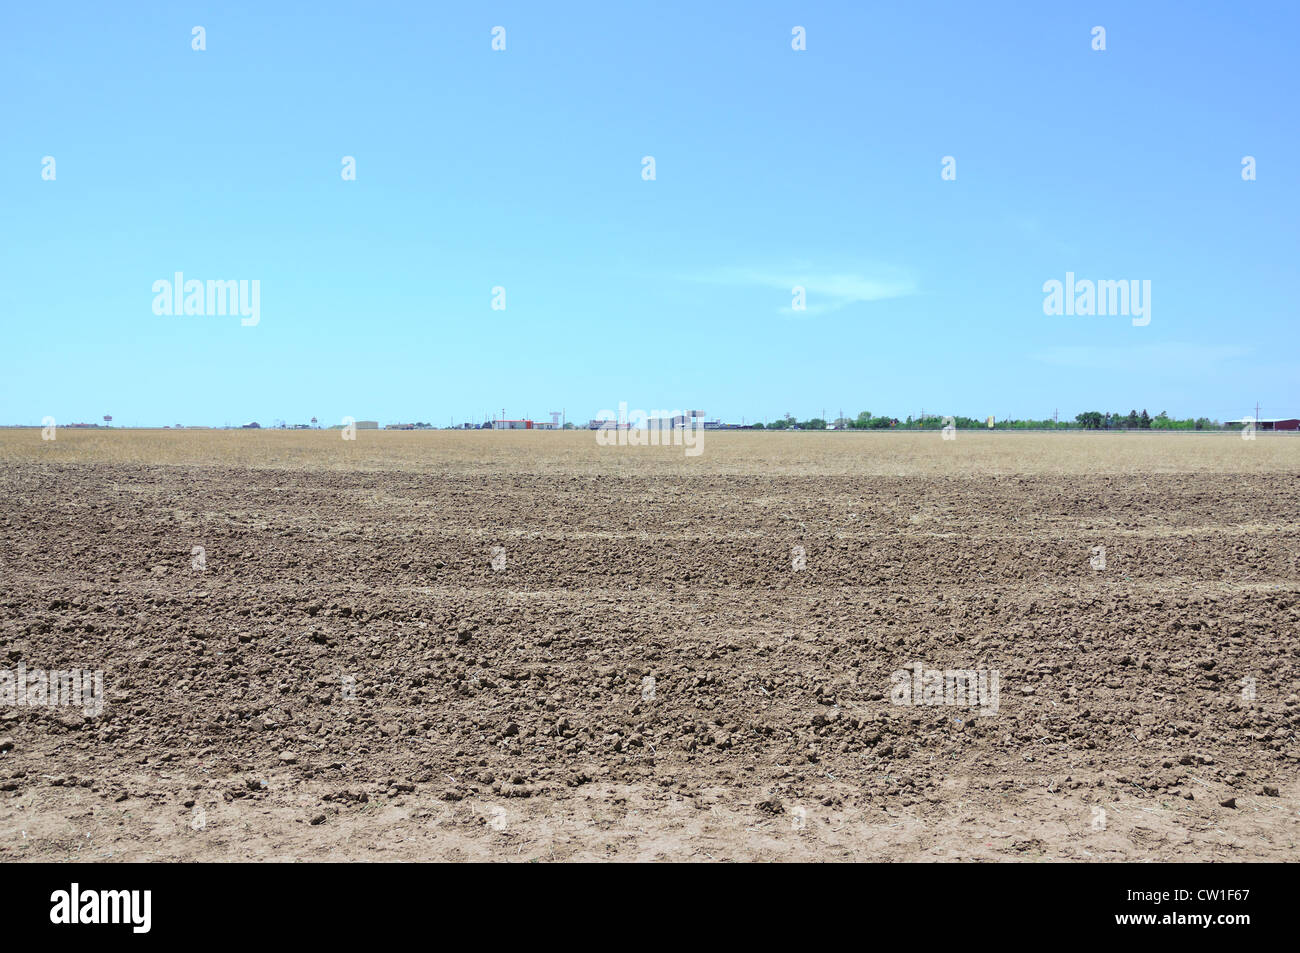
xmin=0 ymin=431 xmax=1297 ymax=861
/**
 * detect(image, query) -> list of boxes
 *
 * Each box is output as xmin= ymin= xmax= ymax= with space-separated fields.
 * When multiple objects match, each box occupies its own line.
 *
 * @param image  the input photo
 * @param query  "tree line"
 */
xmin=1072 ymin=410 xmax=1218 ymax=431
xmin=749 ymin=411 xmax=1222 ymax=430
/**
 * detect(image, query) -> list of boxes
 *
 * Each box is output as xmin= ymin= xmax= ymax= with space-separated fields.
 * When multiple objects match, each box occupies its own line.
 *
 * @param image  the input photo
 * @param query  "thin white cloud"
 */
xmin=687 ymin=265 xmax=916 ymax=316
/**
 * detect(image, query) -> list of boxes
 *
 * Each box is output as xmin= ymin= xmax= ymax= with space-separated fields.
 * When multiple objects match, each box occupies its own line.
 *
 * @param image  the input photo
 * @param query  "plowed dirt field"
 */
xmin=1 ymin=430 xmax=1296 ymax=861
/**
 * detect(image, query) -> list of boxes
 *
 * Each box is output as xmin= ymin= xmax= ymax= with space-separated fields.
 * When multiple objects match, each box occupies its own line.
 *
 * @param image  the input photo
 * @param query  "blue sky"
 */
xmin=3 ymin=1 xmax=1296 ymax=426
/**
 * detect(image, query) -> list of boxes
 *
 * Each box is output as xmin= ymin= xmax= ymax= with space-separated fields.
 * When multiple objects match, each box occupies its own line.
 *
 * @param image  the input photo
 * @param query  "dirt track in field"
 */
xmin=0 ymin=430 xmax=1297 ymax=861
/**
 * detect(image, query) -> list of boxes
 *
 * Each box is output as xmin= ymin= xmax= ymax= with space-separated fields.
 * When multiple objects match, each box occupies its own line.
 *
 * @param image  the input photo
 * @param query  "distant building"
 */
xmin=492 ymin=419 xmax=534 ymax=430
xmin=1223 ymin=418 xmax=1300 ymax=431
xmin=646 ymin=414 xmax=692 ymax=429
xmin=355 ymin=421 xmax=379 ymax=430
